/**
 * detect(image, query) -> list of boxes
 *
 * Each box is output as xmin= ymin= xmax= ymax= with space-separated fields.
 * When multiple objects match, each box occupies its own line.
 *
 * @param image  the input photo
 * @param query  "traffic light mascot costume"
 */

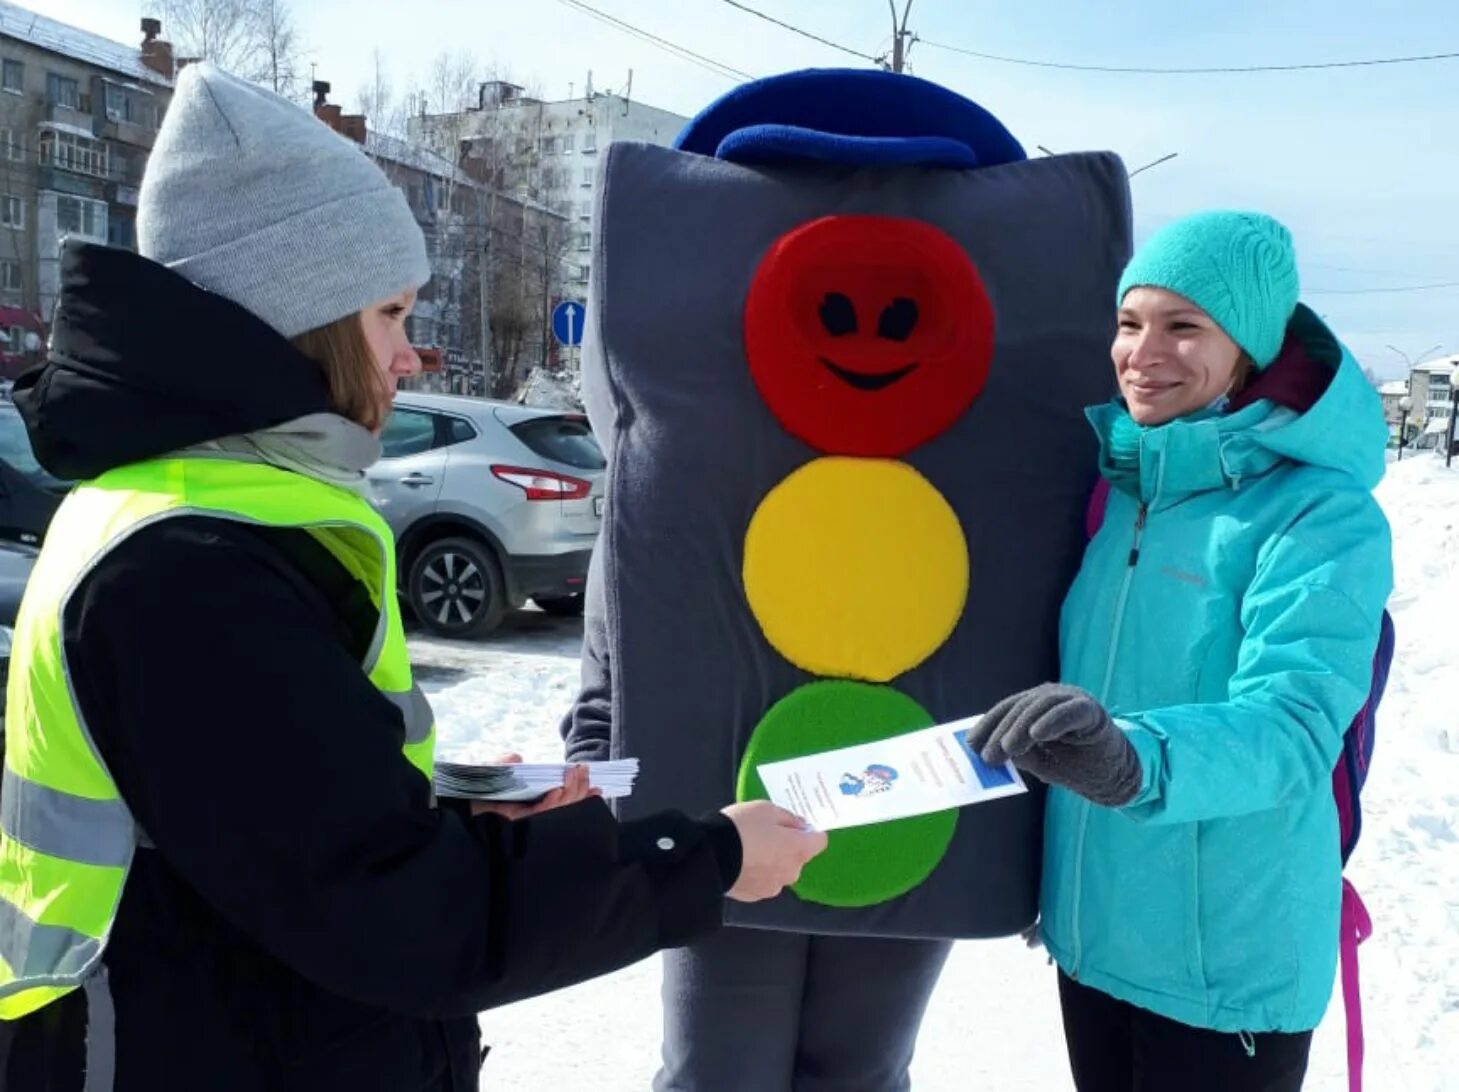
xmin=562 ymin=67 xmax=1132 ymax=1090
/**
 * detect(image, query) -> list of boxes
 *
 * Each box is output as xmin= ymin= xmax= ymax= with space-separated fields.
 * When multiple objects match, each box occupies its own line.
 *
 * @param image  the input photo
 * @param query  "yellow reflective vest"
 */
xmin=0 ymin=457 xmax=433 ymax=1019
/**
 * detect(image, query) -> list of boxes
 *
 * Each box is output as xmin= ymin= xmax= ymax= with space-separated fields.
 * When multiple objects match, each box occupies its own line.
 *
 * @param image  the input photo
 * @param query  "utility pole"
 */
xmin=888 ymin=1 xmax=915 ymax=73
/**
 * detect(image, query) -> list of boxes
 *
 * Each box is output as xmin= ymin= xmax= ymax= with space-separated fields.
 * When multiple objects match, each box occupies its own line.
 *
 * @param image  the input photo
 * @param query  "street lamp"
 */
xmin=1397 ymin=396 xmax=1413 ymax=460
xmin=1447 ymin=382 xmax=1458 ymax=469
xmin=1388 ymin=344 xmax=1443 ymax=370
xmin=1129 ymin=152 xmax=1179 ymax=178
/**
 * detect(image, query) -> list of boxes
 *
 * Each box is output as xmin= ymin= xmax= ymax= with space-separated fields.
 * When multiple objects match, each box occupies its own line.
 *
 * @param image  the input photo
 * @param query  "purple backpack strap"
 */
xmin=1333 ymin=612 xmax=1393 ymax=1092
xmin=1340 ymin=880 xmax=1374 ymax=1092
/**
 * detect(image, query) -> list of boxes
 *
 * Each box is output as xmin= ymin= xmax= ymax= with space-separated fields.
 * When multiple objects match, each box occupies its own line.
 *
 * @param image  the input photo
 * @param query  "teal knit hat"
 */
xmin=1117 ymin=210 xmax=1300 ymax=368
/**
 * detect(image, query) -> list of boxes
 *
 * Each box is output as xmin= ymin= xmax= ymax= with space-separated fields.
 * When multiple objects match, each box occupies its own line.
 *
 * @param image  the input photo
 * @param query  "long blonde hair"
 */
xmin=291 ymin=314 xmax=390 ymax=433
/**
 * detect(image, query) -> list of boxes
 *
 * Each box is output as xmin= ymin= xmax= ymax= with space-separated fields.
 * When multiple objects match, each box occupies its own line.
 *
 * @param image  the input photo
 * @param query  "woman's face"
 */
xmin=1112 ymin=287 xmax=1244 ymax=426
xmin=360 ymin=288 xmax=421 ymax=433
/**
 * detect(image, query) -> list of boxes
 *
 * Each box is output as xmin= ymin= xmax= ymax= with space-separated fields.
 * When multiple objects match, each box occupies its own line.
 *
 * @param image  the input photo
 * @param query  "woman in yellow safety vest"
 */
xmin=0 ymin=62 xmax=822 ymax=1091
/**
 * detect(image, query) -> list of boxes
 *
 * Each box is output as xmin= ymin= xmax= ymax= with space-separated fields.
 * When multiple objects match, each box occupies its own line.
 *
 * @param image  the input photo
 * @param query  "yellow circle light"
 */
xmin=743 ymin=458 xmax=968 ymax=682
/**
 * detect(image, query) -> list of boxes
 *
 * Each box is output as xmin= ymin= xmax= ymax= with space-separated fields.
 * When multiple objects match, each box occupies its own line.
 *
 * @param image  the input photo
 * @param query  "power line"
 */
xmin=716 ymin=0 xmax=880 ymax=64
xmin=554 ymin=0 xmax=753 ymax=82
xmin=1308 ymin=281 xmax=1459 ymax=296
xmin=917 ymin=39 xmax=1459 ymax=74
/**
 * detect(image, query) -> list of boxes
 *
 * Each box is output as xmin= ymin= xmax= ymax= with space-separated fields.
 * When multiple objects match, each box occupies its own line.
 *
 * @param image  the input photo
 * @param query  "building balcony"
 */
xmin=107 ymin=182 xmax=141 ymax=207
xmin=44 ymin=101 xmax=96 ymax=133
xmin=100 ymin=116 xmax=158 ymax=151
xmin=37 ymin=166 xmax=106 ymax=201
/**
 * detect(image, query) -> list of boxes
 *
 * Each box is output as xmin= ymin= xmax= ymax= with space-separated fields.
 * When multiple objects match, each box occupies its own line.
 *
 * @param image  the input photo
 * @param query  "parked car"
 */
xmin=0 ymin=401 xmax=69 ymax=546
xmin=367 ymin=393 xmax=606 ymax=637
xmin=0 ymin=400 xmax=64 ymax=750
xmin=0 ymin=537 xmax=37 ymax=749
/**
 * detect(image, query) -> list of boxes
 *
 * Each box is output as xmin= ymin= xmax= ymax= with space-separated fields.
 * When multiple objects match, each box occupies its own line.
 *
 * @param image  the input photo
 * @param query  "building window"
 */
xmin=1 ymin=195 xmax=21 ymax=228
xmin=105 ymin=84 xmax=132 ymax=123
xmin=57 ymin=195 xmax=108 ymax=241
xmin=1 ymin=260 xmax=19 ymax=292
xmin=580 ymin=167 xmax=594 ymax=188
xmin=561 ymin=134 xmax=574 ymax=153
xmin=576 ymin=263 xmax=590 ymax=282
xmin=582 ymin=131 xmax=597 ymax=153
xmin=540 ymin=136 xmax=557 ymax=155
xmin=0 ymin=129 xmax=20 ymax=162
xmin=1 ymin=60 xmax=22 ymax=94
xmin=576 ymin=232 xmax=591 ymax=251
xmin=39 ymin=130 xmax=109 ymax=179
xmin=46 ymin=73 xmax=81 ymax=110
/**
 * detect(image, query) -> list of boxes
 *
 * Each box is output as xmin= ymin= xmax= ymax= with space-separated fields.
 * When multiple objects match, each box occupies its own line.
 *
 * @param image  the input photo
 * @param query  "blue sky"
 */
xmin=44 ymin=0 xmax=1459 ymax=378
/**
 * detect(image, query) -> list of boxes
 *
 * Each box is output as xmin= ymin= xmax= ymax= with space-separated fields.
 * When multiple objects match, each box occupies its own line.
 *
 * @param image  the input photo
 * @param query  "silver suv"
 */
xmin=367 ymin=393 xmax=605 ymax=637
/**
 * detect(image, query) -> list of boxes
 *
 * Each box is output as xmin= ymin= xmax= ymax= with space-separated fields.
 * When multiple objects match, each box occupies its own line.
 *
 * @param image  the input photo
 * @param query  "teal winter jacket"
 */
xmin=1041 ymin=306 xmax=1394 ymax=1033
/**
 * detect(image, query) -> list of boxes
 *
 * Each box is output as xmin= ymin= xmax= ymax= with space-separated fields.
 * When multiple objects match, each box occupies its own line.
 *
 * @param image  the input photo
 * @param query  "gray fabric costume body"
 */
xmin=563 ymin=119 xmax=1131 ymax=1089
xmin=570 ymin=141 xmax=1130 ymax=937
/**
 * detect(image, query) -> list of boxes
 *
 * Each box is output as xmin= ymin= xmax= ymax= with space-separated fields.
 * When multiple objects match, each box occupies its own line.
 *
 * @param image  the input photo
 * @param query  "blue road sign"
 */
xmin=552 ymin=299 xmax=586 ymax=347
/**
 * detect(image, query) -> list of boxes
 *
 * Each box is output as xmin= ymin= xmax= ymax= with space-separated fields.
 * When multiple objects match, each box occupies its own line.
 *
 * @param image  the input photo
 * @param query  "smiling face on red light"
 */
xmin=743 ymin=216 xmax=996 ymax=458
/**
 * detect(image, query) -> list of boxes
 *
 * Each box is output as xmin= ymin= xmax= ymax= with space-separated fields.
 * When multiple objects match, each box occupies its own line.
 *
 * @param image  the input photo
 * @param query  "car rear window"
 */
xmin=510 ymin=416 xmax=605 ymax=470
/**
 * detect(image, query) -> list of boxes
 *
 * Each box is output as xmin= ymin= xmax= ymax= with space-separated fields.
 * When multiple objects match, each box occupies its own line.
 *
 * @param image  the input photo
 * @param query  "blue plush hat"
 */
xmin=673 ymin=68 xmax=1025 ymax=170
xmin=1117 ymin=210 xmax=1300 ymax=368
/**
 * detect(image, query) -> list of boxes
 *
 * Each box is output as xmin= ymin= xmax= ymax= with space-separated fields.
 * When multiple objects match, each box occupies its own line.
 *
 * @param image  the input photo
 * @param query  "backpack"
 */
xmin=1085 ymin=477 xmax=1394 ymax=1092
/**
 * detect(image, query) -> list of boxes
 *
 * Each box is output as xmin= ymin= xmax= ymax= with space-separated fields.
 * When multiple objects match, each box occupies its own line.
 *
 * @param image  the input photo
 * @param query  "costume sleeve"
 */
xmin=560 ymin=545 xmax=614 ymax=764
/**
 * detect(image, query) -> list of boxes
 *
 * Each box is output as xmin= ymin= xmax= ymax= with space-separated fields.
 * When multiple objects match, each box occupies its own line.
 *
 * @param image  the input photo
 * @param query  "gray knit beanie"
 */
xmin=138 ymin=62 xmax=429 ymax=339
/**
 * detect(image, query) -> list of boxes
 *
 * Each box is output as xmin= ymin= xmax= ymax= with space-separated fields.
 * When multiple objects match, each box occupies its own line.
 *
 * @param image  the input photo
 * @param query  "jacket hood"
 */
xmin=1238 ymin=305 xmax=1388 ymax=490
xmin=1088 ymin=304 xmax=1388 ymax=502
xmin=14 ymin=242 xmax=334 ymax=482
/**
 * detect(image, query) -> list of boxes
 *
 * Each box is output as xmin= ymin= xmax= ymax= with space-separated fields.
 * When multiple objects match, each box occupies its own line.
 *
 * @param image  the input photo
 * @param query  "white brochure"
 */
xmin=756 ymin=716 xmax=1026 ymax=832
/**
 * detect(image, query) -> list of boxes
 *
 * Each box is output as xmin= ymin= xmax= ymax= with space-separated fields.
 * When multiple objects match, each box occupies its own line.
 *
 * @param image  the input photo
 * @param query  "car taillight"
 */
xmin=490 ymin=465 xmax=591 ymax=501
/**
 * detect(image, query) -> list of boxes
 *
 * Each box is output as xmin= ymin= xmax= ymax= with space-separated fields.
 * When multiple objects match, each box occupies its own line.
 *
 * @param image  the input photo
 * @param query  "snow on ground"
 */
xmin=412 ymin=456 xmax=1459 ymax=1091
xmin=413 ymin=609 xmax=584 ymax=764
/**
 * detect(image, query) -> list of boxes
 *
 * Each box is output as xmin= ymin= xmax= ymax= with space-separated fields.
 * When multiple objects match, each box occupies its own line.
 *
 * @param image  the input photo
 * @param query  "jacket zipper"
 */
xmin=1071 ymin=452 xmax=1164 ymax=979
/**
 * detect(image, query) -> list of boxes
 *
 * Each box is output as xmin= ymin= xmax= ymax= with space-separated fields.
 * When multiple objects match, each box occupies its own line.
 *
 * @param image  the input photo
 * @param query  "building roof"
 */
xmin=365 ymin=130 xmax=566 ymax=220
xmin=1380 ymin=380 xmax=1410 ymax=396
xmin=0 ymin=1 xmax=171 ymax=88
xmin=366 ymin=129 xmax=477 ymax=187
xmin=1412 ymin=355 xmax=1458 ymax=376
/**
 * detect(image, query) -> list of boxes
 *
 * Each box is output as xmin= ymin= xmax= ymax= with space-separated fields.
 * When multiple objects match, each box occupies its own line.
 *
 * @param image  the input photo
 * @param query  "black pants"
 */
xmin=1058 ymin=972 xmax=1313 ymax=1092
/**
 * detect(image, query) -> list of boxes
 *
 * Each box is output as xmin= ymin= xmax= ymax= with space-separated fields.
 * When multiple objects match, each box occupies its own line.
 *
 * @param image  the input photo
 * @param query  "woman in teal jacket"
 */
xmin=971 ymin=211 xmax=1393 ymax=1092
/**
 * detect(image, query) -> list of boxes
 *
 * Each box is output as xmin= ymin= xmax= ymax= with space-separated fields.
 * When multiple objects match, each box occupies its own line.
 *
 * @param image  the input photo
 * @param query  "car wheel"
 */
xmin=408 ymin=536 xmax=506 ymax=638
xmin=533 ymin=593 xmax=585 ymax=617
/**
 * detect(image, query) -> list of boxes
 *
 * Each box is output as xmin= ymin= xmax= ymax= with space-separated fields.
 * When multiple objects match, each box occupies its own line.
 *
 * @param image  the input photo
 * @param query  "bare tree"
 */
xmin=163 ymin=0 xmax=306 ymax=98
xmin=430 ymin=51 xmax=480 ymax=116
xmin=355 ymin=49 xmax=400 ymax=136
xmin=163 ymin=0 xmax=262 ymax=74
xmin=254 ymin=0 xmax=303 ymax=99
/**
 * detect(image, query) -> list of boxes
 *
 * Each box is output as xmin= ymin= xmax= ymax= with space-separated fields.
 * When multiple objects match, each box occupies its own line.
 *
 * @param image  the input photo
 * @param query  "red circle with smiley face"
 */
xmin=743 ymin=215 xmax=995 ymax=458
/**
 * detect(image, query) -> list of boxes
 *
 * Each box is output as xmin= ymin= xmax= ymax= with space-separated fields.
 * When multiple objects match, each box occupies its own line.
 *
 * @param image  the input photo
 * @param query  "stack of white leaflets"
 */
xmin=434 ymin=759 xmax=639 ymax=802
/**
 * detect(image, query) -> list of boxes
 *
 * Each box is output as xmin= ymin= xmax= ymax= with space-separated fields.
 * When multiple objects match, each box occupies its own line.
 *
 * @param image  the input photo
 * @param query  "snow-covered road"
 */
xmin=412 ymin=455 xmax=1459 ymax=1091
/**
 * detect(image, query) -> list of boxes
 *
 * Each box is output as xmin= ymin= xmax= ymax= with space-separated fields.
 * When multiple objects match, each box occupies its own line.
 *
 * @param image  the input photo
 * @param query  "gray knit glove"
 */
xmin=969 ymin=684 xmax=1143 ymax=807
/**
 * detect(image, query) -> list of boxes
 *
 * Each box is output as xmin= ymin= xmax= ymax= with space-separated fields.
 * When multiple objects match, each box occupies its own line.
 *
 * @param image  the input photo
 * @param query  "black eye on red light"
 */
xmin=817 ymin=293 xmax=921 ymax=343
xmin=819 ymin=292 xmax=858 ymax=337
xmin=877 ymin=298 xmax=919 ymax=342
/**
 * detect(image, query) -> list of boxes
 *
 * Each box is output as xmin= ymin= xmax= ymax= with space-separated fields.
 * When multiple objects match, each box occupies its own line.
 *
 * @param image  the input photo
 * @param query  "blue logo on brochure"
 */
xmin=954 ymin=729 xmax=1017 ymax=790
xmin=839 ymin=763 xmax=899 ymax=797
